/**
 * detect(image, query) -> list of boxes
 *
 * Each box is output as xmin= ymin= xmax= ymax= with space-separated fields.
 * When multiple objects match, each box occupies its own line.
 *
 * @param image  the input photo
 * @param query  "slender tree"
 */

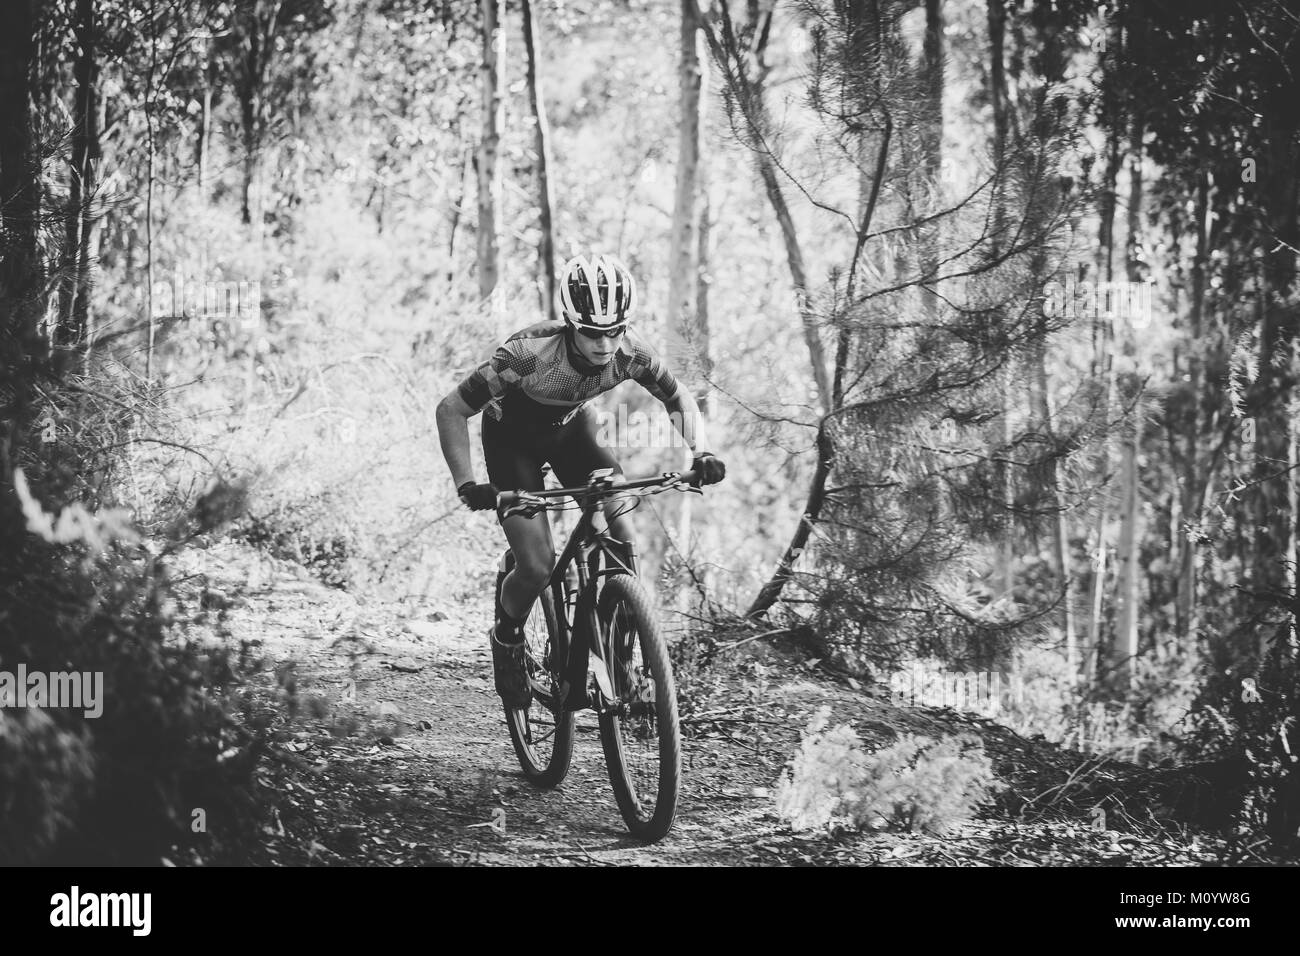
xmin=668 ymin=0 xmax=710 ymax=390
xmin=477 ymin=0 xmax=505 ymax=301
xmin=58 ymin=0 xmax=99 ymax=350
xmin=521 ymin=0 xmax=555 ymax=320
xmin=0 ymin=0 xmax=41 ymax=359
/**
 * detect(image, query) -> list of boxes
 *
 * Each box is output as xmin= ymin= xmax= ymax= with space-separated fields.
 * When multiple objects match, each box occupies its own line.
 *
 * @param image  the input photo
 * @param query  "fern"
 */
xmin=775 ymin=707 xmax=1000 ymax=836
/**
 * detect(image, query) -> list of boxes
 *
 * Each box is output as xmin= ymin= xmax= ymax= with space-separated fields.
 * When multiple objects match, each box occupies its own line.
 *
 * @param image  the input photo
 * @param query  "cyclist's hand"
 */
xmin=692 ymin=452 xmax=726 ymax=486
xmin=458 ymin=480 xmax=499 ymax=511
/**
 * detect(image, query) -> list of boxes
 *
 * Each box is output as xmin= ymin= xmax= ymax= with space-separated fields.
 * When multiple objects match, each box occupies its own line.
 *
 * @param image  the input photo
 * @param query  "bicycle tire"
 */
xmin=502 ymin=555 xmax=575 ymax=787
xmin=596 ymin=575 xmax=681 ymax=841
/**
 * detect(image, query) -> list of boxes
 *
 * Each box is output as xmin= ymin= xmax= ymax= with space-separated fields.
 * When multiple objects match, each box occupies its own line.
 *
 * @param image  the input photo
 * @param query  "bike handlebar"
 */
xmin=496 ymin=468 xmax=704 ymax=518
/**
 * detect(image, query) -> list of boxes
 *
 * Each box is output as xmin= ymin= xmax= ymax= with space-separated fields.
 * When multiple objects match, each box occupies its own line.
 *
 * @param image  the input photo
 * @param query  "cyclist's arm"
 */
xmin=439 ymin=341 xmax=528 ymax=488
xmin=661 ymin=388 xmax=715 ymax=456
xmin=435 ymin=389 xmax=479 ymax=489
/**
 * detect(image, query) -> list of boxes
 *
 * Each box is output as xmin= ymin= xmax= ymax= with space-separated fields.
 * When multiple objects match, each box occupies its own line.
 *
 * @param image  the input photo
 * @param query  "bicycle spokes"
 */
xmin=503 ymin=578 xmax=576 ymax=787
xmin=608 ymin=604 xmax=659 ymax=788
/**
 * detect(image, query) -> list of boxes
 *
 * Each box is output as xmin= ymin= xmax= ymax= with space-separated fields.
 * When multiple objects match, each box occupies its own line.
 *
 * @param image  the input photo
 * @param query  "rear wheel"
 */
xmin=597 ymin=575 xmax=681 ymax=841
xmin=502 ymin=554 xmax=575 ymax=787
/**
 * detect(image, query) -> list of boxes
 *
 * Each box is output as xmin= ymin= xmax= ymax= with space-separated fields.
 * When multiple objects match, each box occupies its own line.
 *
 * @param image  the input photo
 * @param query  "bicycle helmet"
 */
xmin=558 ymin=254 xmax=637 ymax=330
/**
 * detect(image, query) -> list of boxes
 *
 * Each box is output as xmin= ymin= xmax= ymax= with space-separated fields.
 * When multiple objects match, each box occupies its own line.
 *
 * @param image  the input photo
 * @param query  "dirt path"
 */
xmin=175 ymin=541 xmax=1263 ymax=866
xmin=181 ymin=542 xmax=802 ymax=865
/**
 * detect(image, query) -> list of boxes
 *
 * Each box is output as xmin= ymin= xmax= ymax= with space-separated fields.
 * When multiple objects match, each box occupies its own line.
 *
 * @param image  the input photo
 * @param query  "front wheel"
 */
xmin=597 ymin=575 xmax=681 ymax=841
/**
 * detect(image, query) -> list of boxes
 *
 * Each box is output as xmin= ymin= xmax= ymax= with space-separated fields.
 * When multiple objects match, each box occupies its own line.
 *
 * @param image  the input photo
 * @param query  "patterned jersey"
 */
xmin=457 ymin=321 xmax=681 ymax=426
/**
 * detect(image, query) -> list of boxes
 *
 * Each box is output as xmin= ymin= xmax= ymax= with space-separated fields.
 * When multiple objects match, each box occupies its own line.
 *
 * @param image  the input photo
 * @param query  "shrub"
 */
xmin=0 ymin=708 xmax=95 ymax=864
xmin=775 ymin=706 xmax=1000 ymax=836
xmin=1180 ymin=628 xmax=1300 ymax=849
xmin=1 ymin=397 xmax=264 ymax=863
xmin=994 ymin=645 xmax=1196 ymax=765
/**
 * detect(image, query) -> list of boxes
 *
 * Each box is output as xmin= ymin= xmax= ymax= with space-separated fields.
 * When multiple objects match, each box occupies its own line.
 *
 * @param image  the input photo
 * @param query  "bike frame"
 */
xmin=499 ymin=467 xmax=698 ymax=712
xmin=550 ymin=470 xmax=640 ymax=710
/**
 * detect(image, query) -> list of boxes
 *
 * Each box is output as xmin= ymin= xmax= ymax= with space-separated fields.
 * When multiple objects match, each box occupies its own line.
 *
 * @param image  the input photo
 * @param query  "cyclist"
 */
xmin=436 ymin=253 xmax=726 ymax=709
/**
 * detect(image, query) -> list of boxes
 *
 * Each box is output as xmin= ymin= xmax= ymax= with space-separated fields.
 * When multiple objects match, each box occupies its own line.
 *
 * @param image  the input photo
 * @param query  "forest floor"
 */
xmin=174 ymin=540 xmax=1292 ymax=867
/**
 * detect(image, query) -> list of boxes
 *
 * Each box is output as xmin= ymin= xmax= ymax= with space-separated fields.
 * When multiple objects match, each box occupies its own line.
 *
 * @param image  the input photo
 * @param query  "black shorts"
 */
xmin=482 ymin=405 xmax=621 ymax=505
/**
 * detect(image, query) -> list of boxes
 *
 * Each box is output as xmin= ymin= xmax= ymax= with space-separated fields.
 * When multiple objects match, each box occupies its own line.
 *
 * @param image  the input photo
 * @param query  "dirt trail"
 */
xmin=176 ymin=541 xmax=1250 ymax=866
xmin=181 ymin=542 xmax=800 ymax=865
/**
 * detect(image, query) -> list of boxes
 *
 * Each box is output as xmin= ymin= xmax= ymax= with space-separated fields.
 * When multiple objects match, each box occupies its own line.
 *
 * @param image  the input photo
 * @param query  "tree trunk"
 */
xmin=58 ymin=0 xmax=98 ymax=350
xmin=521 ymin=0 xmax=555 ymax=320
xmin=447 ymin=146 xmax=471 ymax=285
xmin=0 ymin=0 xmax=42 ymax=358
xmin=1111 ymin=115 xmax=1147 ymax=688
xmin=1111 ymin=402 xmax=1141 ymax=688
xmin=197 ymin=42 xmax=214 ymax=193
xmin=1175 ymin=169 xmax=1210 ymax=651
xmin=477 ymin=0 xmax=505 ymax=301
xmin=675 ymin=186 xmax=714 ymax=574
xmin=145 ymin=0 xmax=158 ymax=379
xmin=757 ymin=158 xmax=832 ymax=413
xmin=748 ymin=422 xmax=834 ymax=619
xmin=987 ymin=0 xmax=1016 ymax=600
xmin=1085 ymin=120 xmax=1123 ymax=686
xmin=695 ymin=185 xmax=713 ymax=411
xmin=667 ymin=0 xmax=711 ymax=588
xmin=987 ymin=0 xmax=1007 ymax=203
xmin=668 ymin=0 xmax=707 ymax=387
xmin=237 ymin=31 xmax=260 ymax=228
xmin=919 ymin=0 xmax=942 ymax=320
xmin=235 ymin=0 xmax=282 ymax=248
xmin=1253 ymin=79 xmax=1300 ymax=660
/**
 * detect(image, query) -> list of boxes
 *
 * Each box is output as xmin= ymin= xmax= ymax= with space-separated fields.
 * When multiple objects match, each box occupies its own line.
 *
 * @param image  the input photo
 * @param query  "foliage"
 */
xmin=0 ymin=362 xmax=263 ymax=864
xmin=775 ymin=706 xmax=999 ymax=836
xmin=991 ymin=645 xmax=1197 ymax=765
xmin=0 ymin=708 xmax=96 ymax=865
xmin=1180 ymin=627 xmax=1300 ymax=849
xmin=4 ymin=0 xmax=1300 ymax=857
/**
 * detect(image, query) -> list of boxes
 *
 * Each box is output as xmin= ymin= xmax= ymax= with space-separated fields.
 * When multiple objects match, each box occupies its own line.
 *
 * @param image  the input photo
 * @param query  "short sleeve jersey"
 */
xmin=457 ymin=321 xmax=680 ymax=426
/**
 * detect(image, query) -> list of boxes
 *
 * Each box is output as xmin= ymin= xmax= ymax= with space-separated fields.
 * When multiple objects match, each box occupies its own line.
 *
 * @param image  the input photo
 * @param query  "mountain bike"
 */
xmin=494 ymin=466 xmax=703 ymax=842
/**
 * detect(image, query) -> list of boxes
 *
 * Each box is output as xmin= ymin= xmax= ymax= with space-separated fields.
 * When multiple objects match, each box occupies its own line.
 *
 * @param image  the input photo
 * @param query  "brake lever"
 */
xmin=662 ymin=471 xmax=704 ymax=495
xmin=498 ymin=490 xmax=546 ymax=520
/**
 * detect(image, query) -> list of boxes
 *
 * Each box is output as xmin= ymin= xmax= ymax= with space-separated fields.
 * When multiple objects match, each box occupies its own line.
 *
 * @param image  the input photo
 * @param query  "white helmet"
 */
xmin=558 ymin=254 xmax=637 ymax=329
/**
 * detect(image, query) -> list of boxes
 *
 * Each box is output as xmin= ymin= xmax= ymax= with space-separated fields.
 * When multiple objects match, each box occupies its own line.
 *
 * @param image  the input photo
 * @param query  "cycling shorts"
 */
xmin=482 ymin=404 xmax=621 ymax=517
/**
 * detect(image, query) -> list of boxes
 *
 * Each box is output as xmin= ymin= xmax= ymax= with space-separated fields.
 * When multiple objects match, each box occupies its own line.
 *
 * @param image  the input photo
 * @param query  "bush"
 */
xmin=775 ymin=706 xmax=1000 ymax=836
xmin=0 ymin=708 xmax=95 ymax=865
xmin=1180 ymin=629 xmax=1300 ymax=849
xmin=235 ymin=505 xmax=354 ymax=589
xmin=0 ymin=483 xmax=263 ymax=864
xmin=1 ymin=370 xmax=264 ymax=864
xmin=995 ymin=645 xmax=1196 ymax=765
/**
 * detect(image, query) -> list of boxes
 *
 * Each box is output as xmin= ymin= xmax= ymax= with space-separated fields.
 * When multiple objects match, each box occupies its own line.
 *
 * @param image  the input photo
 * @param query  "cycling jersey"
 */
xmin=457 ymin=321 xmax=680 ymax=427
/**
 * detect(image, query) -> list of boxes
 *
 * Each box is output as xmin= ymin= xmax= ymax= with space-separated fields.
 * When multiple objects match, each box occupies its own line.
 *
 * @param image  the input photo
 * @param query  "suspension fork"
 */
xmin=556 ymin=494 xmax=637 ymax=711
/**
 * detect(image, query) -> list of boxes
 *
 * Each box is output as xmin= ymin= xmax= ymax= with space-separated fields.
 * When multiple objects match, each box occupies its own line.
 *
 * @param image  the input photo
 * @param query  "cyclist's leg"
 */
xmin=483 ymin=414 xmax=556 ymax=628
xmin=550 ymin=406 xmax=637 ymax=552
